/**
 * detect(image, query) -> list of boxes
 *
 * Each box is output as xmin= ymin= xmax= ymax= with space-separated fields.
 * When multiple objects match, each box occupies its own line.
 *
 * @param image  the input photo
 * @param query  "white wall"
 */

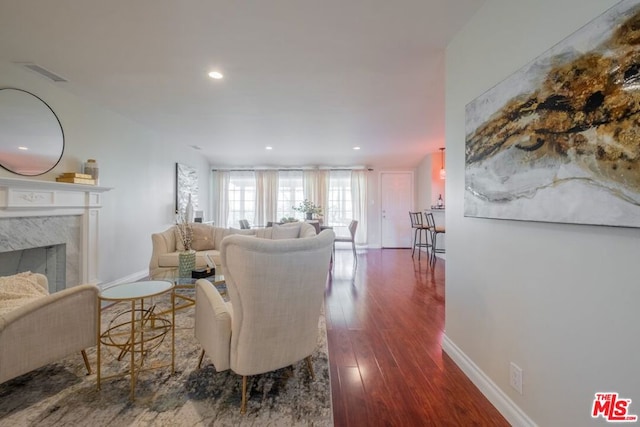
xmin=445 ymin=1 xmax=640 ymax=426
xmin=366 ymin=171 xmax=381 ymax=247
xmin=0 ymin=63 xmax=210 ymax=284
xmin=416 ymin=154 xmax=432 ymax=211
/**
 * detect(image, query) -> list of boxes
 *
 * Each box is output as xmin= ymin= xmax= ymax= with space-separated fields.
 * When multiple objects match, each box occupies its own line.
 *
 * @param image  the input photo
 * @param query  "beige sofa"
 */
xmin=0 ymin=272 xmax=99 ymax=384
xmin=149 ymin=222 xmax=317 ymax=278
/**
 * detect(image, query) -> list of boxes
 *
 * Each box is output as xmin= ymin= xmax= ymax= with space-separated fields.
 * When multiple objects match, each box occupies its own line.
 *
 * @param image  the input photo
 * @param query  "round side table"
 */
xmin=97 ymin=280 xmax=174 ymax=400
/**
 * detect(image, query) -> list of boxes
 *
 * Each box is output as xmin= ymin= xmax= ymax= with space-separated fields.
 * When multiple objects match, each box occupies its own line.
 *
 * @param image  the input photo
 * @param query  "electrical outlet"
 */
xmin=509 ymin=362 xmax=523 ymax=395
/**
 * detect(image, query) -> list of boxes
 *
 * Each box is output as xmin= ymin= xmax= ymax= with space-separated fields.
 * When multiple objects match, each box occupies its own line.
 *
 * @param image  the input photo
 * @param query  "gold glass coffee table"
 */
xmin=151 ymin=269 xmax=226 ymax=314
xmin=97 ymin=280 xmax=175 ymax=400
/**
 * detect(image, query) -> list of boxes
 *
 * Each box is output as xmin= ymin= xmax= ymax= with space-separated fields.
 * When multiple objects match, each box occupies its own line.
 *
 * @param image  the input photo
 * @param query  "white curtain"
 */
xmin=303 ymin=170 xmax=329 ymax=218
xmin=351 ymin=169 xmax=367 ymax=245
xmin=255 ymin=170 xmax=278 ymax=226
xmin=212 ymin=170 xmax=230 ymax=227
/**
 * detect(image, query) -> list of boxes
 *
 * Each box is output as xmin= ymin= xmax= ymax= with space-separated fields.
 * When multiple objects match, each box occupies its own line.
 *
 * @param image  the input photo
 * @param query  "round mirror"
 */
xmin=0 ymin=88 xmax=64 ymax=176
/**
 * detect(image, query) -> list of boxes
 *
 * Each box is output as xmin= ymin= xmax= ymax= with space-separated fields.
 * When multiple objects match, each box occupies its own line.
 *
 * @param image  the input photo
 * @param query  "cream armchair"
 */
xmin=194 ymin=228 xmax=335 ymax=413
xmin=0 ymin=273 xmax=98 ymax=384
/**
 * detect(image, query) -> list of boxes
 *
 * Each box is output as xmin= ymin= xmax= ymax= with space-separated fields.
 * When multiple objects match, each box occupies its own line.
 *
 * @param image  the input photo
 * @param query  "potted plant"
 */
xmin=292 ymin=199 xmax=322 ymax=220
xmin=175 ymin=212 xmax=195 ymax=277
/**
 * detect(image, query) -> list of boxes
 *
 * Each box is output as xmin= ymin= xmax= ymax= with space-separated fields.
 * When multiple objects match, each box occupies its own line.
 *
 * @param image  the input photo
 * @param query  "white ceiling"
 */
xmin=0 ymin=0 xmax=484 ymax=169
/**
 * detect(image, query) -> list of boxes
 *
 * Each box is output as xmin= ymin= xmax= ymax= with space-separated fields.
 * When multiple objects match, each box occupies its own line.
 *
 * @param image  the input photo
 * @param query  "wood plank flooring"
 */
xmin=326 ymin=248 xmax=509 ymax=427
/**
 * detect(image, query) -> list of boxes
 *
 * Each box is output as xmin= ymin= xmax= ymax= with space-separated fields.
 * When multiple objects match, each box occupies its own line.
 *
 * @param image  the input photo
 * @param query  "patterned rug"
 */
xmin=0 ymin=289 xmax=332 ymax=426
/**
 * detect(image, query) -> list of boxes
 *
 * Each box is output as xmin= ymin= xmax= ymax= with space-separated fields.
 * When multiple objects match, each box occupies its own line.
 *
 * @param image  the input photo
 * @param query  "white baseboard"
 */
xmin=99 ymin=269 xmax=149 ymax=290
xmin=441 ymin=334 xmax=536 ymax=427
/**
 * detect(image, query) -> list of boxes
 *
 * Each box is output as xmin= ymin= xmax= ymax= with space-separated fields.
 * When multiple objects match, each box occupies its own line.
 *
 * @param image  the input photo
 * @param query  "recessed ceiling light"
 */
xmin=353 ymin=146 xmax=361 ymax=150
xmin=18 ymin=146 xmax=28 ymax=150
xmin=208 ymin=71 xmax=223 ymax=79
xmin=265 ymin=146 xmax=273 ymax=150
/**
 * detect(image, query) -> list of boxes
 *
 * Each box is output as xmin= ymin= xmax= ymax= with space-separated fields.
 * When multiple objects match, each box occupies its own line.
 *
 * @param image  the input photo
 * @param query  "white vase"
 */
xmin=185 ymin=194 xmax=194 ymax=223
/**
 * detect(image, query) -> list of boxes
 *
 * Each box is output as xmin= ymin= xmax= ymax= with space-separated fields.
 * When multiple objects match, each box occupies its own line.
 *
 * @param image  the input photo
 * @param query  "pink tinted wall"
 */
xmin=431 ymin=152 xmax=446 ymax=207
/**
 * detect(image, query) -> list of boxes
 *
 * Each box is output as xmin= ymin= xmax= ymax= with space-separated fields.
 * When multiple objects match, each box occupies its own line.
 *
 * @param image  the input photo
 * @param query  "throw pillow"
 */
xmin=190 ymin=224 xmax=216 ymax=251
xmin=272 ymin=223 xmax=301 ymax=239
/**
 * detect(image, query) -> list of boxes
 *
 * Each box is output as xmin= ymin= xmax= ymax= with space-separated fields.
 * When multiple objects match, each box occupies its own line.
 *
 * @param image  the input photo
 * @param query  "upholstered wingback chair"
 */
xmin=334 ymin=219 xmax=358 ymax=268
xmin=0 ymin=273 xmax=98 ymax=384
xmin=194 ymin=228 xmax=335 ymax=413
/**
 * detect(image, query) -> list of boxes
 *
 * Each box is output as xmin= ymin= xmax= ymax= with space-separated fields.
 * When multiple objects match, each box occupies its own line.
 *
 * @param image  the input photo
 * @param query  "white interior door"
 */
xmin=380 ymin=171 xmax=413 ymax=248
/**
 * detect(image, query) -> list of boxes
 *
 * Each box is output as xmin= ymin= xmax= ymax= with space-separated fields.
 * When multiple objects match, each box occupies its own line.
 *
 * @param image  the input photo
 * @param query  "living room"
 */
xmin=2 ymin=1 xmax=640 ymax=426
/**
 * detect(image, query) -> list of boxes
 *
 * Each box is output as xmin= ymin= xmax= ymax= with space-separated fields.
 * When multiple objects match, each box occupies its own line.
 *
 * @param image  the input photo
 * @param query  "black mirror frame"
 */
xmin=0 ymin=87 xmax=65 ymax=176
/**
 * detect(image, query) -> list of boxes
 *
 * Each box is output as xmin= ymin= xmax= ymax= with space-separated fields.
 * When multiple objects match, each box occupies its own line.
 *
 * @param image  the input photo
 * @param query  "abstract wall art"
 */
xmin=465 ymin=0 xmax=640 ymax=227
xmin=175 ymin=163 xmax=199 ymax=215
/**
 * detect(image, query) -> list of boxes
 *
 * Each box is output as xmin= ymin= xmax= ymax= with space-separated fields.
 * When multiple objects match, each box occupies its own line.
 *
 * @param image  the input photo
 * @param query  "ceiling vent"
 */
xmin=19 ymin=63 xmax=68 ymax=82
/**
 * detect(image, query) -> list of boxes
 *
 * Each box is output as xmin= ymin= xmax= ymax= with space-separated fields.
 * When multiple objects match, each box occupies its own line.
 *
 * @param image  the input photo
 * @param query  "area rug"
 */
xmin=0 ymin=290 xmax=333 ymax=426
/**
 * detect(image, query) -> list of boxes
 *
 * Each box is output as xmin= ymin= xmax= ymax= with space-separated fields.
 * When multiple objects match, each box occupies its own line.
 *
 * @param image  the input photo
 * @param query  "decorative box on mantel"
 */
xmin=0 ymin=176 xmax=112 ymax=287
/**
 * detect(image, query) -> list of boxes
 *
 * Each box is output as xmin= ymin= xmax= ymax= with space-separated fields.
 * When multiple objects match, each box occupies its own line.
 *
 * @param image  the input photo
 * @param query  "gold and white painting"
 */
xmin=465 ymin=0 xmax=640 ymax=227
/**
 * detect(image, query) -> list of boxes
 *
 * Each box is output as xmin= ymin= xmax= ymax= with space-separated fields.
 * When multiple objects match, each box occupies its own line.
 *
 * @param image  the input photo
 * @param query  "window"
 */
xmin=218 ymin=169 xmax=365 ymax=244
xmin=327 ymin=170 xmax=353 ymax=234
xmin=227 ymin=171 xmax=256 ymax=228
xmin=276 ymin=171 xmax=304 ymax=221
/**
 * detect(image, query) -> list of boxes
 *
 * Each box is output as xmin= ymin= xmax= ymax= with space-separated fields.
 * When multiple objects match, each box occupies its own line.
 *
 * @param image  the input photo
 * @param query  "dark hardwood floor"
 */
xmin=326 ymin=248 xmax=509 ymax=427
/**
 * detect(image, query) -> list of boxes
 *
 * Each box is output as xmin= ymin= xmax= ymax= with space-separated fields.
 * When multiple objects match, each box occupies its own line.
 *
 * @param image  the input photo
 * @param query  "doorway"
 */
xmin=380 ymin=171 xmax=413 ymax=248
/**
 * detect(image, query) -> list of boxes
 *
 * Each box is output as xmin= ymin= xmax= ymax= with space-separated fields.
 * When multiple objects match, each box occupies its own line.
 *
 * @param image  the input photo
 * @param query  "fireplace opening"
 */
xmin=0 ymin=244 xmax=66 ymax=293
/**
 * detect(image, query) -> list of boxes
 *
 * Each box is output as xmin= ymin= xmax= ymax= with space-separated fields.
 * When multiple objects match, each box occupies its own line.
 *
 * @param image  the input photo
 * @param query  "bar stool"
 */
xmin=425 ymin=212 xmax=445 ymax=261
xmin=409 ymin=212 xmax=431 ymax=260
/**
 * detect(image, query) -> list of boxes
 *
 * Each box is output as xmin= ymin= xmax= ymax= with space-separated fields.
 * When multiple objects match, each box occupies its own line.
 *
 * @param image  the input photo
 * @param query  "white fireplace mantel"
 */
xmin=0 ymin=176 xmax=112 ymax=285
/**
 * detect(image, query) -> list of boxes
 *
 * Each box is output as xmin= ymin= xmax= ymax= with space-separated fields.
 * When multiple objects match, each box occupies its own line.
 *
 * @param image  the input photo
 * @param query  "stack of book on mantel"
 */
xmin=55 ymin=172 xmax=95 ymax=185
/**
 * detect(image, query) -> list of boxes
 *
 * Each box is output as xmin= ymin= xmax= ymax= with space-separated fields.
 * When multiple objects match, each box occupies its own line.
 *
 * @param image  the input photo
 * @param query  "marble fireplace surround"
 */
xmin=0 ymin=177 xmax=111 ymax=288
